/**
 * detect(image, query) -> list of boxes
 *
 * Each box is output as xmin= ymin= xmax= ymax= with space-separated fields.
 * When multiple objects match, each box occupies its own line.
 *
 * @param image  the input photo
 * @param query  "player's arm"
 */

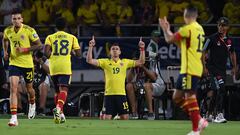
xmin=2 ymin=30 xmax=10 ymax=60
xmin=135 ymin=37 xmax=145 ymax=66
xmin=141 ymin=65 xmax=157 ymax=81
xmin=2 ymin=36 xmax=9 ymax=61
xmin=16 ymin=32 xmax=42 ymax=53
xmin=86 ymin=36 xmax=99 ymax=66
xmin=44 ymin=44 xmax=52 ymax=59
xmin=72 ymin=36 xmax=81 ymax=58
xmin=230 ymin=50 xmax=238 ymax=76
xmin=159 ymin=17 xmax=178 ymax=44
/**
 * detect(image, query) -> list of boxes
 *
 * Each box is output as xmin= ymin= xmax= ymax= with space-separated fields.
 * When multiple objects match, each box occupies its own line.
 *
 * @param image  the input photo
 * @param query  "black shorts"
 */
xmin=104 ymin=95 xmax=129 ymax=116
xmin=176 ymin=74 xmax=200 ymax=91
xmin=8 ymin=65 xmax=34 ymax=83
xmin=51 ymin=75 xmax=71 ymax=92
xmin=209 ymin=74 xmax=225 ymax=90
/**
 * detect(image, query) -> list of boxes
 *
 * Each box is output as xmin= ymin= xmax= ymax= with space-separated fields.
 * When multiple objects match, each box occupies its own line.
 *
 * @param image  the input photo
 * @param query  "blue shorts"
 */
xmin=9 ymin=65 xmax=34 ymax=83
xmin=51 ymin=75 xmax=71 ymax=92
xmin=104 ymin=95 xmax=129 ymax=116
xmin=176 ymin=74 xmax=200 ymax=91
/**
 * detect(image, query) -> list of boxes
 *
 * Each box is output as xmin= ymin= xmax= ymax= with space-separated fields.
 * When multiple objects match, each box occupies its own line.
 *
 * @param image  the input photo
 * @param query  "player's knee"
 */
xmin=144 ymin=83 xmax=152 ymax=90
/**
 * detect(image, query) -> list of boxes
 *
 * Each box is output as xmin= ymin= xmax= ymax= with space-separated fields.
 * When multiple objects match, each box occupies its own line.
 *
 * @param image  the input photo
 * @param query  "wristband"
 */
xmin=139 ymin=47 xmax=145 ymax=51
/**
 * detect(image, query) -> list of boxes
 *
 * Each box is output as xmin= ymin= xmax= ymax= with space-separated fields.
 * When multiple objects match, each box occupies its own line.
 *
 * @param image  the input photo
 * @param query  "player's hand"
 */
xmin=159 ymin=16 xmax=170 ymax=31
xmin=3 ymin=52 xmax=9 ymax=61
xmin=16 ymin=47 xmax=26 ymax=53
xmin=138 ymin=37 xmax=145 ymax=48
xmin=89 ymin=35 xmax=95 ymax=47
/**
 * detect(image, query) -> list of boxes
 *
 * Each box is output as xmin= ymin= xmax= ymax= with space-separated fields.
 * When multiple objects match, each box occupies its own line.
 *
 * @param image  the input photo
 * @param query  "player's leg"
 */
xmin=104 ymin=96 xmax=114 ymax=120
xmin=214 ymin=75 xmax=227 ymax=123
xmin=117 ymin=95 xmax=129 ymax=120
xmin=185 ymin=75 xmax=208 ymax=134
xmin=38 ymin=77 xmax=49 ymax=115
xmin=126 ymin=82 xmax=138 ymax=118
xmin=144 ymin=82 xmax=154 ymax=120
xmin=8 ymin=66 xmax=21 ymax=126
xmin=23 ymin=68 xmax=36 ymax=119
xmin=172 ymin=74 xmax=189 ymax=115
xmin=52 ymin=75 xmax=70 ymax=124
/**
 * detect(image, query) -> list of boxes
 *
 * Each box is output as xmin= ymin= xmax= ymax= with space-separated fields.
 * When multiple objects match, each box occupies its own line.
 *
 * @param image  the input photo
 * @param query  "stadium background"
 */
xmin=0 ymin=0 xmax=240 ymax=121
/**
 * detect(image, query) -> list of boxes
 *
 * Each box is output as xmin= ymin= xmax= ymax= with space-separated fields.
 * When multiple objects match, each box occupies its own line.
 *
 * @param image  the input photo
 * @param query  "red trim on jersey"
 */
xmin=174 ymin=32 xmax=182 ymax=41
xmin=186 ymin=30 xmax=191 ymax=49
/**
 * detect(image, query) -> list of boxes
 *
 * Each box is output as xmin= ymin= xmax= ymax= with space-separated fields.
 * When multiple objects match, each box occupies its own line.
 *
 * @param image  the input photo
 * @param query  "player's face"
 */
xmin=110 ymin=46 xmax=121 ymax=58
xmin=218 ymin=24 xmax=229 ymax=34
xmin=12 ymin=14 xmax=23 ymax=28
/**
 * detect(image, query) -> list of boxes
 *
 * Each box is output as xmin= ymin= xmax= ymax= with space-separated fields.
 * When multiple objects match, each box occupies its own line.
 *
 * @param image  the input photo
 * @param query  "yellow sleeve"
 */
xmin=178 ymin=26 xmax=190 ymax=38
xmin=44 ymin=35 xmax=52 ymax=46
xmin=126 ymin=59 xmax=135 ymax=68
xmin=97 ymin=59 xmax=107 ymax=68
xmin=72 ymin=36 xmax=80 ymax=50
xmin=29 ymin=28 xmax=39 ymax=42
xmin=3 ymin=29 xmax=8 ymax=39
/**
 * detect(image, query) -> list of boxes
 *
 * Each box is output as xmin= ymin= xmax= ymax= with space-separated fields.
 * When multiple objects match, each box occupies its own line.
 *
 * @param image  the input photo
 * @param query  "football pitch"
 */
xmin=0 ymin=117 xmax=239 ymax=135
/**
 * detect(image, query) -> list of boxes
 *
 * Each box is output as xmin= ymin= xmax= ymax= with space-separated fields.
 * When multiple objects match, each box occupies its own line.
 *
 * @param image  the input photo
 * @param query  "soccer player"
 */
xmin=159 ymin=6 xmax=208 ymax=135
xmin=2 ymin=10 xmax=42 ymax=126
xmin=86 ymin=36 xmax=145 ymax=120
xmin=44 ymin=17 xmax=81 ymax=124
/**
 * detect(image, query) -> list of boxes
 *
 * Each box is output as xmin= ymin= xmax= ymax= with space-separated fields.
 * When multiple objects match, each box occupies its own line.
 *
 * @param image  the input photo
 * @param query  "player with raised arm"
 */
xmin=86 ymin=36 xmax=145 ymax=120
xmin=2 ymin=10 xmax=42 ymax=126
xmin=44 ymin=17 xmax=81 ymax=124
xmin=159 ymin=6 xmax=208 ymax=135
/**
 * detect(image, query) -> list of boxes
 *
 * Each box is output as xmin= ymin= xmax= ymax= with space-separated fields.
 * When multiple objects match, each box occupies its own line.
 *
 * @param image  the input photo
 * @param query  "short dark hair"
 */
xmin=11 ymin=8 xmax=22 ymax=15
xmin=185 ymin=5 xmax=198 ymax=18
xmin=109 ymin=42 xmax=120 ymax=50
xmin=55 ymin=17 xmax=66 ymax=30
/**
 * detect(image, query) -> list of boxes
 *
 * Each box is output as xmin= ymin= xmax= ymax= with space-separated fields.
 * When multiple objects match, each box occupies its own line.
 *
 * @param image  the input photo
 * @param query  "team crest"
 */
xmin=120 ymin=63 xmax=124 ymax=66
xmin=20 ymin=35 xmax=24 ymax=40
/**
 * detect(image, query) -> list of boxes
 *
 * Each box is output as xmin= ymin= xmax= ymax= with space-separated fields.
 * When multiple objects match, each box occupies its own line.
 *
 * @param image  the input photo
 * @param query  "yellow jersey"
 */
xmin=3 ymin=24 xmax=40 ymax=68
xmin=44 ymin=31 xmax=80 ymax=75
xmin=98 ymin=58 xmax=135 ymax=95
xmin=175 ymin=21 xmax=205 ymax=77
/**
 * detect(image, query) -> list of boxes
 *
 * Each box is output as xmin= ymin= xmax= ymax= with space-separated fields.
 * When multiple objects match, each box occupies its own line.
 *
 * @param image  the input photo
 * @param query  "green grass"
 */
xmin=0 ymin=116 xmax=239 ymax=135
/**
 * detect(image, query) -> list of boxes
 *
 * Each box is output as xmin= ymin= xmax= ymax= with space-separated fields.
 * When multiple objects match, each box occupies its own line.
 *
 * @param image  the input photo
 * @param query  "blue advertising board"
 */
xmin=72 ymin=37 xmax=181 ymax=70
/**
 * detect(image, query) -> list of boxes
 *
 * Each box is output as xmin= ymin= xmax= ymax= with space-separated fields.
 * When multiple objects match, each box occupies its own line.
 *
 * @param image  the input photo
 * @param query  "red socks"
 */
xmin=56 ymin=91 xmax=67 ymax=111
xmin=187 ymin=98 xmax=201 ymax=132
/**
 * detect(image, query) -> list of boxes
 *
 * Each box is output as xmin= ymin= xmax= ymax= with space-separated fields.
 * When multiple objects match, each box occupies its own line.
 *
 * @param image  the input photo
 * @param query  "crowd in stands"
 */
xmin=0 ymin=0 xmax=240 ymax=36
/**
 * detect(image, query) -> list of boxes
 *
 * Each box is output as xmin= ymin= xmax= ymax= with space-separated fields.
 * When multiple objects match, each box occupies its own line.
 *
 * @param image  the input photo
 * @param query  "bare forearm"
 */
xmin=162 ymin=29 xmax=174 ymax=43
xmin=3 ymin=39 xmax=8 ymax=53
xmin=231 ymin=52 xmax=237 ymax=69
xmin=138 ymin=49 xmax=145 ymax=65
xmin=30 ymin=40 xmax=42 ymax=51
xmin=86 ymin=46 xmax=93 ymax=63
